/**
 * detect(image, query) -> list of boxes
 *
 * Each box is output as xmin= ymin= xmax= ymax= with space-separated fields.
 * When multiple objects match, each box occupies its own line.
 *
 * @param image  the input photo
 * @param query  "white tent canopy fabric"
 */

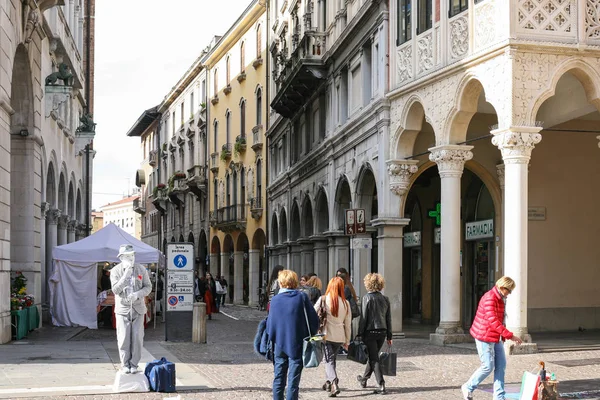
xmin=50 ymin=223 xmax=164 ymax=329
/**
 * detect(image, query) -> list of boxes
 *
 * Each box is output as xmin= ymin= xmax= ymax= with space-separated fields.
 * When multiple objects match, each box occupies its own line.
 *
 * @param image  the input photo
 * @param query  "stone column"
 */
xmin=352 ymin=232 xmax=372 ymax=299
xmin=496 ymin=164 xmax=505 ymax=278
xmin=67 ymin=220 xmax=77 ymax=243
xmin=57 ymin=215 xmax=69 ymax=246
xmin=233 ymin=251 xmax=244 ymax=304
xmin=429 ymin=145 xmax=473 ymax=345
xmin=311 ymin=236 xmax=328 ymax=285
xmin=372 ymin=219 xmax=409 ymax=338
xmin=327 ymin=233 xmax=349 ymax=279
xmin=40 ymin=202 xmax=50 ymax=304
xmin=46 ymin=209 xmax=60 ymax=302
xmin=209 ymin=253 xmax=219 ymax=276
xmin=492 ymin=127 xmax=542 ymax=354
xmin=75 ymin=223 xmax=85 ymax=241
xmin=249 ymin=249 xmax=260 ymax=306
xmin=299 ymin=239 xmax=314 ymax=276
xmin=220 ymin=252 xmax=229 ymax=279
xmin=290 ymin=243 xmax=302 ymax=276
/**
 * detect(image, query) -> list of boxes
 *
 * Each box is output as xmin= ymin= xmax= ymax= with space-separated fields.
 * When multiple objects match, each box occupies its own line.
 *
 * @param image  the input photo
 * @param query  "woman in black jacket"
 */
xmin=356 ymin=273 xmax=392 ymax=395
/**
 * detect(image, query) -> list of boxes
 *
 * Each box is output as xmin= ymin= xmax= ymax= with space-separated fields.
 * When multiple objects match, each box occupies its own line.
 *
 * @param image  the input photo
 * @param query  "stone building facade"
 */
xmin=99 ymin=195 xmax=141 ymax=239
xmin=0 ymin=1 xmax=95 ymax=344
xmin=205 ymin=1 xmax=268 ymax=306
xmin=385 ymin=0 xmax=600 ymax=350
xmin=267 ymin=0 xmax=390 ymax=299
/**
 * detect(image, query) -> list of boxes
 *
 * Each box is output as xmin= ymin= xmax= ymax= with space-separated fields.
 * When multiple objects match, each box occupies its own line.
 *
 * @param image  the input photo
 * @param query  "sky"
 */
xmin=93 ymin=0 xmax=253 ymax=209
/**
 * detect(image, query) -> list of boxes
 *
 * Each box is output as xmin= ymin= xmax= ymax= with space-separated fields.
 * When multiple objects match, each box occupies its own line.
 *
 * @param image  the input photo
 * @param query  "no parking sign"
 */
xmin=166 ymin=243 xmax=194 ymax=311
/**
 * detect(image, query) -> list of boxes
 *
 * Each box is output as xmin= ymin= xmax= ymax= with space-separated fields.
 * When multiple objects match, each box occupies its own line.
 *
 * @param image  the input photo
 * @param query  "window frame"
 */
xmin=449 ymin=0 xmax=468 ymax=18
xmin=397 ymin=0 xmax=412 ymax=46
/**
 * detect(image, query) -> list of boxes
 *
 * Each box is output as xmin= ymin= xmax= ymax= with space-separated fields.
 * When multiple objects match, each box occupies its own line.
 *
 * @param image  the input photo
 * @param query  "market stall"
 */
xmin=50 ymin=223 xmax=164 ymax=329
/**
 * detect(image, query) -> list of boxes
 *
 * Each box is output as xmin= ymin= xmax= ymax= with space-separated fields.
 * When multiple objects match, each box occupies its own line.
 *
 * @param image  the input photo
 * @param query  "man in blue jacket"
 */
xmin=266 ymin=269 xmax=319 ymax=400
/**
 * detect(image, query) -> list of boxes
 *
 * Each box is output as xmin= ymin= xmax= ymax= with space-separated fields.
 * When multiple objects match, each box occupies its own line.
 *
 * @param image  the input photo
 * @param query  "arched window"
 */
xmin=240 ymin=42 xmax=245 ymax=72
xmin=240 ymin=167 xmax=246 ymax=209
xmin=240 ymin=99 xmax=246 ymax=138
xmin=256 ymin=88 xmax=262 ymax=126
xmin=256 ymin=24 xmax=262 ymax=58
xmin=226 ymin=56 xmax=231 ymax=84
xmin=213 ymin=69 xmax=219 ymax=95
xmin=226 ymin=110 xmax=231 ymax=144
xmin=213 ymin=120 xmax=218 ymax=152
xmin=256 ymin=159 xmax=262 ymax=204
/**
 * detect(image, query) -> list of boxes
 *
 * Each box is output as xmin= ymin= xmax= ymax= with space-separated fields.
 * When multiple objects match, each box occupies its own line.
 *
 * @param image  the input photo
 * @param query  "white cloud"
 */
xmin=93 ymin=0 xmax=253 ymax=209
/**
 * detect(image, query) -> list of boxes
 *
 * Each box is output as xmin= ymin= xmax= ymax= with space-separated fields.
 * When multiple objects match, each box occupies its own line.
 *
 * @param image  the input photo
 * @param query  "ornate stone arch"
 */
xmin=333 ymin=175 xmax=352 ymax=231
xmin=355 ymin=163 xmax=379 ymax=222
xmin=529 ymin=59 xmax=600 ymax=124
xmin=271 ymin=212 xmax=279 ymax=245
xmin=300 ymin=194 xmax=314 ymax=237
xmin=392 ymin=96 xmax=430 ymax=159
xmin=290 ymin=199 xmax=301 ymax=240
xmin=314 ymin=185 xmax=329 ymax=233
xmin=279 ymin=206 xmax=288 ymax=243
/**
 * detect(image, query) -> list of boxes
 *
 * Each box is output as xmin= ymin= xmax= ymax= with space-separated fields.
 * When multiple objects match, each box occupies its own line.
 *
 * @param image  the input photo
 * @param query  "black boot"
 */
xmin=374 ymin=381 xmax=386 ymax=395
xmin=329 ymin=378 xmax=340 ymax=397
xmin=322 ymin=381 xmax=331 ymax=391
xmin=357 ymin=375 xmax=367 ymax=388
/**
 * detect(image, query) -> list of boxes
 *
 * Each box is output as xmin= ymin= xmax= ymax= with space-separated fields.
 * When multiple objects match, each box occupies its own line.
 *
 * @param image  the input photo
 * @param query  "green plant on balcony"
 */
xmin=234 ymin=136 xmax=247 ymax=155
xmin=220 ymin=144 xmax=231 ymax=162
xmin=153 ymin=183 xmax=166 ymax=198
xmin=200 ymin=102 xmax=206 ymax=109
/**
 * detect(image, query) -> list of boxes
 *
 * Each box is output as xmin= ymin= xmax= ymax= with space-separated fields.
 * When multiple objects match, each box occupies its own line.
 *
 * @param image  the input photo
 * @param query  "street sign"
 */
xmin=356 ymin=209 xmax=366 ymax=233
xmin=167 ymin=270 xmax=194 ymax=295
xmin=345 ymin=209 xmax=356 ymax=235
xmin=166 ymin=294 xmax=194 ymax=311
xmin=351 ymin=237 xmax=372 ymax=249
xmin=167 ymin=243 xmax=194 ymax=270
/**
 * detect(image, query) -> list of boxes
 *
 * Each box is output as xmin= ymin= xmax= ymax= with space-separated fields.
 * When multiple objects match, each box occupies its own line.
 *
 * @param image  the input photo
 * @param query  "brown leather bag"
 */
xmin=317 ymin=296 xmax=327 ymax=334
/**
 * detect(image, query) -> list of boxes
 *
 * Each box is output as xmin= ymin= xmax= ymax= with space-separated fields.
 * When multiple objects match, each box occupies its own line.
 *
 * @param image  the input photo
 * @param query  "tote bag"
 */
xmin=379 ymin=344 xmax=397 ymax=376
xmin=302 ymin=305 xmax=323 ymax=368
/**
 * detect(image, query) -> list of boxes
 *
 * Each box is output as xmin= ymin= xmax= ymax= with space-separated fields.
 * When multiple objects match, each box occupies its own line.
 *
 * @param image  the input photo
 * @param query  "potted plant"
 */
xmin=173 ymin=171 xmax=187 ymax=180
xmin=234 ymin=136 xmax=247 ymax=155
xmin=200 ymin=102 xmax=206 ymax=109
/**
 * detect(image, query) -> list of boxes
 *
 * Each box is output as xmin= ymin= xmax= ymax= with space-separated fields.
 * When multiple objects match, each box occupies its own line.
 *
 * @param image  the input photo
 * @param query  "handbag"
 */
xmin=379 ymin=344 xmax=397 ymax=376
xmin=215 ymin=281 xmax=224 ymax=294
xmin=347 ymin=340 xmax=368 ymax=364
xmin=317 ymin=296 xmax=327 ymax=334
xmin=302 ymin=304 xmax=323 ymax=368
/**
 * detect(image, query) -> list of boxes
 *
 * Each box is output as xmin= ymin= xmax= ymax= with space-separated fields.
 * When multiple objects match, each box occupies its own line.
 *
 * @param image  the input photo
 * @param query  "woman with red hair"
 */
xmin=314 ymin=276 xmax=352 ymax=397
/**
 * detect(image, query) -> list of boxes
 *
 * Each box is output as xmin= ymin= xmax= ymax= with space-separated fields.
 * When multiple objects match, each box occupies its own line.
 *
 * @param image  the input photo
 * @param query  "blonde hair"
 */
xmin=364 ymin=273 xmax=385 ymax=292
xmin=278 ymin=270 xmax=299 ymax=289
xmin=495 ymin=276 xmax=516 ymax=292
xmin=306 ymin=275 xmax=322 ymax=291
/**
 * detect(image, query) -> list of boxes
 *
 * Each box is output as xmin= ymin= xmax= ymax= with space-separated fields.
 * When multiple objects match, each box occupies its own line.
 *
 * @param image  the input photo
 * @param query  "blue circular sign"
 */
xmin=173 ymin=255 xmax=187 ymax=269
xmin=168 ymin=296 xmax=178 ymax=306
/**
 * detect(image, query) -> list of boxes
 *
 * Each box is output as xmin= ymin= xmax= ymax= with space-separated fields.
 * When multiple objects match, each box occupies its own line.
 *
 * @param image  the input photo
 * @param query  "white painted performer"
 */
xmin=110 ymin=244 xmax=152 ymax=374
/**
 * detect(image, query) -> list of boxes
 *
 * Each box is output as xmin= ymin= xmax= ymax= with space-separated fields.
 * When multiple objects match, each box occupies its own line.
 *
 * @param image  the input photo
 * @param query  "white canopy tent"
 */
xmin=50 ymin=223 xmax=164 ymax=329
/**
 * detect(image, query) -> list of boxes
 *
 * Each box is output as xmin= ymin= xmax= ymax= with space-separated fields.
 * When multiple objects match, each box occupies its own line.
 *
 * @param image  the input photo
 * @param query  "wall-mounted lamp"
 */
xmin=19 ymin=129 xmax=29 ymax=137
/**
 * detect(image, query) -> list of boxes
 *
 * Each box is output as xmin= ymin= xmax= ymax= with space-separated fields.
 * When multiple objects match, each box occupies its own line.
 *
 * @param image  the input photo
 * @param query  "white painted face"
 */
xmin=120 ymin=253 xmax=135 ymax=265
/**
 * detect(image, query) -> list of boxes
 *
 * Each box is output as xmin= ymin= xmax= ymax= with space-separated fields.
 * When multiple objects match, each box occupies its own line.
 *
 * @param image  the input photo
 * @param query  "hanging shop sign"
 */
xmin=465 ymin=219 xmax=494 ymax=241
xmin=403 ymin=231 xmax=421 ymax=248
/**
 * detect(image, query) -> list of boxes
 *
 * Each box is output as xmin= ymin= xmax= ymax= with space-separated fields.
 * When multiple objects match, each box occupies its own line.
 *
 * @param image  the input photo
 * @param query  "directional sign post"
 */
xmin=166 ymin=243 xmax=195 ymax=341
xmin=345 ymin=209 xmax=356 ymax=235
xmin=356 ymin=209 xmax=366 ymax=234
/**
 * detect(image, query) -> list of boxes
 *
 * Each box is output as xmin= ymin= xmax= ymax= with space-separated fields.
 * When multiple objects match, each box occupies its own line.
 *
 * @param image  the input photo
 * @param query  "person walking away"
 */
xmin=314 ymin=277 xmax=351 ymax=397
xmin=215 ymin=275 xmax=225 ymax=311
xmin=110 ymin=244 xmax=152 ymax=374
xmin=357 ymin=273 xmax=392 ymax=395
xmin=219 ymin=276 xmax=228 ymax=307
xmin=267 ymin=270 xmax=319 ymax=400
xmin=300 ymin=275 xmax=322 ymax=305
xmin=267 ymin=265 xmax=285 ymax=310
xmin=461 ymin=276 xmax=523 ymax=400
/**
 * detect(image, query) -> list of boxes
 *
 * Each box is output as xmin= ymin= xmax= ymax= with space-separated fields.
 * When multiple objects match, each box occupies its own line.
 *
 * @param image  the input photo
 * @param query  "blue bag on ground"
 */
xmin=144 ymin=357 xmax=176 ymax=392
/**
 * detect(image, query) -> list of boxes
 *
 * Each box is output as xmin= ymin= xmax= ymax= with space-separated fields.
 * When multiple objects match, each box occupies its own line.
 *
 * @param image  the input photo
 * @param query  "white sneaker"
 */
xmin=461 ymin=384 xmax=473 ymax=400
xmin=121 ymin=366 xmax=131 ymax=374
xmin=129 ymin=366 xmax=140 ymax=374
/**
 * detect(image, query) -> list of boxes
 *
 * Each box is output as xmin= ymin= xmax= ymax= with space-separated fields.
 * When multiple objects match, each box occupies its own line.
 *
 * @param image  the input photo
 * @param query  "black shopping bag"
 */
xmin=348 ymin=340 xmax=368 ymax=364
xmin=379 ymin=346 xmax=397 ymax=376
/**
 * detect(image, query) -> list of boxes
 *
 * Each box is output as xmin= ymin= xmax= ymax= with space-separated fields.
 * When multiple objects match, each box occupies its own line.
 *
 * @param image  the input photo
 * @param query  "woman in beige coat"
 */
xmin=314 ymin=277 xmax=352 ymax=397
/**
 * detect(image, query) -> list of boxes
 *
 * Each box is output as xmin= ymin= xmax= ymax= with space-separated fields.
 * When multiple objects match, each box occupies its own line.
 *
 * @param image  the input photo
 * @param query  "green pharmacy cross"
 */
xmin=428 ymin=202 xmax=441 ymax=226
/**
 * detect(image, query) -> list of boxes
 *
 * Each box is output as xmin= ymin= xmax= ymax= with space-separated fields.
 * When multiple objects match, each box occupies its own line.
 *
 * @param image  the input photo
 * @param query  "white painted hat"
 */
xmin=117 ymin=244 xmax=135 ymax=258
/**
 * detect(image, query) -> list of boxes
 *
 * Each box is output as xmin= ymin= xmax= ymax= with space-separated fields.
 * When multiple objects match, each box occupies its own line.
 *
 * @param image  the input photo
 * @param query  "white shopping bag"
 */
xmin=519 ymin=371 xmax=540 ymax=400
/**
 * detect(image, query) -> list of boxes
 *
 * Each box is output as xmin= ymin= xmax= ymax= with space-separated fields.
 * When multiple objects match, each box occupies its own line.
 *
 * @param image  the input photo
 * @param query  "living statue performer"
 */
xmin=110 ymin=244 xmax=152 ymax=374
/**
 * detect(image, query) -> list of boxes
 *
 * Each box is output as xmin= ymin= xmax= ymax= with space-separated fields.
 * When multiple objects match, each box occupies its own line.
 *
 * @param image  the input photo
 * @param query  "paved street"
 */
xmin=1 ymin=305 xmax=599 ymax=399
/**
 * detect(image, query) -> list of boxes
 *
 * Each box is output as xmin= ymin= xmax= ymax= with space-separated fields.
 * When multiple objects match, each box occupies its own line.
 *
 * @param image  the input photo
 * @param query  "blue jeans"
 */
xmin=465 ymin=339 xmax=507 ymax=400
xmin=273 ymin=345 xmax=303 ymax=400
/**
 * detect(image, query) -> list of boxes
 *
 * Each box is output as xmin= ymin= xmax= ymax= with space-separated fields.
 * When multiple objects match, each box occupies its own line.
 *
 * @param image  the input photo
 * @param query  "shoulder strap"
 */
xmin=302 ymin=302 xmax=311 ymax=336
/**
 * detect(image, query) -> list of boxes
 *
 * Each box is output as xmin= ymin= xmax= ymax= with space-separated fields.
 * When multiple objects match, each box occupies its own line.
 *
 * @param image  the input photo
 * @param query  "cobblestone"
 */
xmin=5 ymin=305 xmax=600 ymax=400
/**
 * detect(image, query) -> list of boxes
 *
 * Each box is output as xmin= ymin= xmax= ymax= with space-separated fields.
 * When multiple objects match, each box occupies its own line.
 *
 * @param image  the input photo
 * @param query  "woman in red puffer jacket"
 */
xmin=461 ymin=277 xmax=523 ymax=400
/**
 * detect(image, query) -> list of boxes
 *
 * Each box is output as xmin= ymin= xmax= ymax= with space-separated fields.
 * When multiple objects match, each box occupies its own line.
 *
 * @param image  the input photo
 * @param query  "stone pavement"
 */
xmin=0 ymin=304 xmax=599 ymax=399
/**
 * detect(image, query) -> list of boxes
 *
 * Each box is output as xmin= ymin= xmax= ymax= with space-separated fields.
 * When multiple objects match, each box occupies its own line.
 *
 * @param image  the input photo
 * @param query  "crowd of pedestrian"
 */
xmin=263 ymin=265 xmax=521 ymax=400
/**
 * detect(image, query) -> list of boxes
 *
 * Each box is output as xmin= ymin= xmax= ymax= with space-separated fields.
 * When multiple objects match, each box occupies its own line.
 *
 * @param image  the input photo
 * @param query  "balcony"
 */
xmin=252 ymin=125 xmax=263 ymax=152
xmin=133 ymin=197 xmax=145 ymax=214
xmin=234 ymin=136 xmax=247 ymax=155
xmin=215 ymin=204 xmax=247 ymax=232
xmin=250 ymin=196 xmax=263 ymax=220
xmin=210 ymin=152 xmax=220 ymax=173
xmin=151 ymin=187 xmax=168 ymax=213
xmin=271 ymin=31 xmax=327 ymax=118
xmin=220 ymin=143 xmax=232 ymax=162
xmin=187 ymin=164 xmax=207 ymax=197
xmin=168 ymin=177 xmax=187 ymax=207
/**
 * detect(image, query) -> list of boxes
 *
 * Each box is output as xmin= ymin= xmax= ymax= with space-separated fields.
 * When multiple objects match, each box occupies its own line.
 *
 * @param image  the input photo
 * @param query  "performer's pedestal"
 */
xmin=113 ymin=370 xmax=149 ymax=393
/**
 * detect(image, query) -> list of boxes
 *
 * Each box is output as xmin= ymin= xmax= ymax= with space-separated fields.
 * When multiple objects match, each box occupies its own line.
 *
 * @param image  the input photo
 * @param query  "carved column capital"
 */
xmin=47 ymin=209 xmax=61 ymax=224
xmin=496 ymin=163 xmax=505 ymax=189
xmin=491 ymin=127 xmax=542 ymax=164
xmin=41 ymin=202 xmax=51 ymax=219
xmin=428 ymin=145 xmax=473 ymax=177
xmin=67 ymin=220 xmax=77 ymax=232
xmin=386 ymin=159 xmax=419 ymax=197
xmin=58 ymin=215 xmax=70 ymax=229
